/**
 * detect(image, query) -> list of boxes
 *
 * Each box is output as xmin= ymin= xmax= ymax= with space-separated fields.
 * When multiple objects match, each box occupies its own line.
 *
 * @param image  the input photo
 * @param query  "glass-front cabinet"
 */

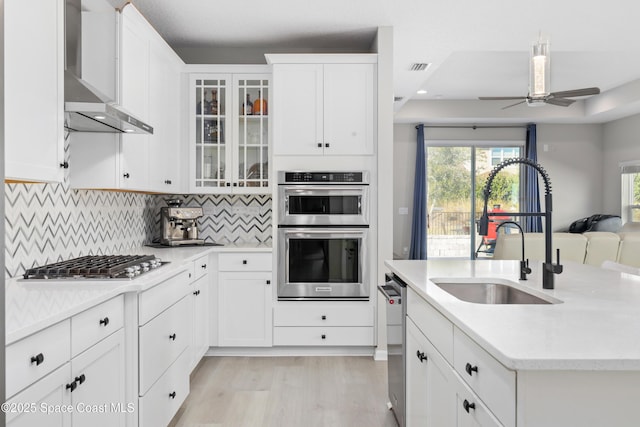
xmin=189 ymin=73 xmax=270 ymax=193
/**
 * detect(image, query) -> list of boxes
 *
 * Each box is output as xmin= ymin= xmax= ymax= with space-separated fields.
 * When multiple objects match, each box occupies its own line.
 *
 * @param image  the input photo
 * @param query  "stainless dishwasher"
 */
xmin=378 ymin=273 xmax=407 ymax=427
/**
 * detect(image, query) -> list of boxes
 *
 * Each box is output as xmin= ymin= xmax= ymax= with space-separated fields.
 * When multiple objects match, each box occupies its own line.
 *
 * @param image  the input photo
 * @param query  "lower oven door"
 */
xmin=278 ymin=227 xmax=369 ymax=300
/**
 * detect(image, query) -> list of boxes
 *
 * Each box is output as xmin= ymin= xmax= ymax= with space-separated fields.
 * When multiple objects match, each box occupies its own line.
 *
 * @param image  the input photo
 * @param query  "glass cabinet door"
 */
xmin=194 ymin=77 xmax=229 ymax=188
xmin=234 ymin=76 xmax=270 ymax=189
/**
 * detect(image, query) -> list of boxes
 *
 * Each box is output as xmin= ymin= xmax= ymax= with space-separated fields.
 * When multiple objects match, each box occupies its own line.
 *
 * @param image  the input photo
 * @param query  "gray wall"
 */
xmin=602 ymin=113 xmax=640 ymax=216
xmin=393 ymin=123 xmax=605 ymax=257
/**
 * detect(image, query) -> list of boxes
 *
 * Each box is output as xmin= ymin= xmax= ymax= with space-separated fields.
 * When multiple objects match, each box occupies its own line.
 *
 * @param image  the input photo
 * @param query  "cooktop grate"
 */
xmin=23 ymin=255 xmax=162 ymax=280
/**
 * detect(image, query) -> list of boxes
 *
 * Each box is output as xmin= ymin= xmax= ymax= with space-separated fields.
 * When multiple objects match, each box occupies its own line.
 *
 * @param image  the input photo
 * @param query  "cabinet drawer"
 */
xmin=455 ymin=376 xmax=504 ymax=427
xmin=454 ymin=327 xmax=515 ymax=427
xmin=139 ymin=296 xmax=190 ymax=394
xmin=193 ymin=254 xmax=210 ymax=280
xmin=218 ymin=252 xmax=272 ymax=271
xmin=273 ymin=326 xmax=373 ymax=346
xmin=274 ymin=304 xmax=373 ymax=327
xmin=407 ymin=287 xmax=454 ymax=363
xmin=71 ymin=295 xmax=124 ymax=357
xmin=138 ymin=269 xmax=191 ymax=325
xmin=6 ymin=320 xmax=71 ymax=398
xmin=139 ymin=348 xmax=190 ymax=427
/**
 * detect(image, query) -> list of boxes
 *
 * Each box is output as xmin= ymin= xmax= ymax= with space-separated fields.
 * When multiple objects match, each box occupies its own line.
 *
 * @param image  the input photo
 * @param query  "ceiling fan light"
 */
xmin=530 ymin=39 xmax=550 ymax=97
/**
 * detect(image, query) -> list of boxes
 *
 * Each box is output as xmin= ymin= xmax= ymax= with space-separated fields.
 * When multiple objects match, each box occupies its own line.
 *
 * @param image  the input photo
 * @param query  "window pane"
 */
xmin=634 ymin=173 xmax=640 ymax=205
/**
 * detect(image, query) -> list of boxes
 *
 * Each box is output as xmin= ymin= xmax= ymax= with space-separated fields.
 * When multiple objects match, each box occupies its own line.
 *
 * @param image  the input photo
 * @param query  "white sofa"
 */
xmin=492 ymin=231 xmax=640 ymax=268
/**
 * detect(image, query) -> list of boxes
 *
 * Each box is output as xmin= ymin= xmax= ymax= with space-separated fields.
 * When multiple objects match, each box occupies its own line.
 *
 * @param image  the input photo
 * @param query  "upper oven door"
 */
xmin=278 ymin=185 xmax=369 ymax=226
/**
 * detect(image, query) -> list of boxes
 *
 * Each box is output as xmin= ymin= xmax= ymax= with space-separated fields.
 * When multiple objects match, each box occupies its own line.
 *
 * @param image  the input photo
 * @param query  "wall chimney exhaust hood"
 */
xmin=64 ymin=0 xmax=153 ymax=134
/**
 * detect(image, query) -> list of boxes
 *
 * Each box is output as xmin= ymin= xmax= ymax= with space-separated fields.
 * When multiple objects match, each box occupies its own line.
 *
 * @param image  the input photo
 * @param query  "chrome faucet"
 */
xmin=495 ymin=221 xmax=531 ymax=280
xmin=478 ymin=158 xmax=562 ymax=289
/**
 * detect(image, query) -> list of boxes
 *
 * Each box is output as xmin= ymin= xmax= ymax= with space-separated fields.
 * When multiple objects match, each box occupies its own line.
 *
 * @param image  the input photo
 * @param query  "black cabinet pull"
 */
xmin=201 ymin=264 xmax=207 ymax=269
xmin=266 ymin=280 xmax=271 ymax=285
xmin=99 ymin=317 xmax=109 ymax=327
xmin=188 ymin=273 xmax=192 ymax=278
xmin=75 ymin=374 xmax=86 ymax=385
xmin=30 ymin=353 xmax=44 ymax=366
xmin=193 ymin=290 xmax=200 ymax=296
xmin=164 ymin=179 xmax=172 ymax=185
xmin=416 ymin=350 xmax=427 ymax=363
xmin=325 ymin=143 xmax=330 ymax=148
xmin=169 ymin=391 xmax=176 ymax=399
xmin=463 ymin=399 xmax=476 ymax=413
xmin=317 ymin=143 xmax=322 ymax=148
xmin=233 ymin=183 xmax=238 ymax=187
xmin=123 ymin=173 xmax=130 ymax=178
xmin=465 ymin=362 xmax=478 ymax=376
xmin=242 ymin=260 xmax=247 ymax=265
xmin=66 ymin=381 xmax=77 ymax=392
xmin=321 ymin=315 xmax=327 ymax=320
xmin=169 ymin=333 xmax=177 ymax=341
xmin=321 ymin=334 xmax=326 ymax=340
xmin=60 ymin=161 xmax=69 ymax=169
xmin=226 ymin=182 xmax=231 ymax=187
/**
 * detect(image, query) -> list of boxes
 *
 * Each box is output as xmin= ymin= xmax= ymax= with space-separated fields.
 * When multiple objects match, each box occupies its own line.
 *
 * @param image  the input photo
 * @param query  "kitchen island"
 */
xmin=385 ymin=259 xmax=640 ymax=427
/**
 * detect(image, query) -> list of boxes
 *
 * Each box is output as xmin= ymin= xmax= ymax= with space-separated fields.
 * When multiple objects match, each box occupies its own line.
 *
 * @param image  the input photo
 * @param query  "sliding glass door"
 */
xmin=426 ymin=144 xmax=522 ymax=259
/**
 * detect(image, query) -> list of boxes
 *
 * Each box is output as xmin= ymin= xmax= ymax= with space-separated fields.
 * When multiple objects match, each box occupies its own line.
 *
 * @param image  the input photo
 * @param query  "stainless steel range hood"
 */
xmin=64 ymin=0 xmax=153 ymax=134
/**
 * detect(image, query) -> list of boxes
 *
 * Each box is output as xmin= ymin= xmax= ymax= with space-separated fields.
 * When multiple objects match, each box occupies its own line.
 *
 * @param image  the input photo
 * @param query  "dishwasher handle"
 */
xmin=378 ymin=282 xmax=401 ymax=304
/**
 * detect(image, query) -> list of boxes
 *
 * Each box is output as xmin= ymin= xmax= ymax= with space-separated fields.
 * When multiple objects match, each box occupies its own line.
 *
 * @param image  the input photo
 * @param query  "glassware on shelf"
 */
xmin=253 ymin=90 xmax=267 ymax=115
xmin=210 ymin=89 xmax=218 ymax=115
xmin=242 ymin=93 xmax=253 ymax=115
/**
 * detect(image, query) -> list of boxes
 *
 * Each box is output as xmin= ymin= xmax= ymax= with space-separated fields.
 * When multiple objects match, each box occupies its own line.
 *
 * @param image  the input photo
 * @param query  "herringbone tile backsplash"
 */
xmin=4 ymin=183 xmax=272 ymax=278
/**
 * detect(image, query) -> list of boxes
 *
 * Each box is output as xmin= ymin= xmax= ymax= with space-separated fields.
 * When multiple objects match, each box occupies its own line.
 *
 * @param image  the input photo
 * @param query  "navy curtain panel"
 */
xmin=524 ymin=123 xmax=543 ymax=232
xmin=409 ymin=124 xmax=427 ymax=259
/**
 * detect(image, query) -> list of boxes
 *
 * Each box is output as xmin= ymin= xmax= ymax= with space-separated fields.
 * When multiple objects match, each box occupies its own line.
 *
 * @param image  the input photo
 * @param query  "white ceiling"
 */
xmin=127 ymin=0 xmax=640 ymax=124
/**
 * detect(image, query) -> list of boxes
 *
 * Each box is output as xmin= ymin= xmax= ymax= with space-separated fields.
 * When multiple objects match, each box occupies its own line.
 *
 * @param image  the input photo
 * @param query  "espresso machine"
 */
xmin=160 ymin=205 xmax=205 ymax=246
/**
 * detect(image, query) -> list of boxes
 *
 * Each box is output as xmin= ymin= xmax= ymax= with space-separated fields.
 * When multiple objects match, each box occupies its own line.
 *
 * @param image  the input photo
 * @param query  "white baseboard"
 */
xmin=205 ymin=346 xmax=376 ymax=357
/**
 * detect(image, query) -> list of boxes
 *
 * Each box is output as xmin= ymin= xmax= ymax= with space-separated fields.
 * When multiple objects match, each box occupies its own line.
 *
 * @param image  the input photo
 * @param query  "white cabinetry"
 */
xmin=190 ymin=254 xmax=210 ymax=369
xmin=268 ymin=55 xmax=376 ymax=156
xmin=69 ymin=3 xmax=183 ymax=193
xmin=217 ymin=252 xmax=273 ymax=347
xmin=188 ymin=71 xmax=271 ymax=193
xmin=4 ymin=0 xmax=64 ymax=183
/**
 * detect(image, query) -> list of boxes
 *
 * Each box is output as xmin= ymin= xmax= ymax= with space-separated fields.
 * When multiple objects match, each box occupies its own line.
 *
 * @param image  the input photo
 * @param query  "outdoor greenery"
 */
xmin=634 ymin=173 xmax=640 ymax=203
xmin=476 ymin=172 xmax=519 ymax=209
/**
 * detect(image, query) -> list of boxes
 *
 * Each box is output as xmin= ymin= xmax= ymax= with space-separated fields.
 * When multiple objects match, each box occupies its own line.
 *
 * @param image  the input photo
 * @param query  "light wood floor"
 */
xmin=168 ymin=356 xmax=399 ymax=427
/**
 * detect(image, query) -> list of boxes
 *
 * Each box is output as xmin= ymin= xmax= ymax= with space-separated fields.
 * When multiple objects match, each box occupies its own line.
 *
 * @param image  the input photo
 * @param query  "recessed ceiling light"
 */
xmin=416 ymin=90 xmax=427 ymax=95
xmin=93 ymin=115 xmax=106 ymax=120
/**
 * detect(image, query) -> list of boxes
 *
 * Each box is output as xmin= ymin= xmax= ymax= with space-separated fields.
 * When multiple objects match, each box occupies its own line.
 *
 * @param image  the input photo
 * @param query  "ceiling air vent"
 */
xmin=394 ymin=96 xmax=404 ymax=102
xmin=409 ymin=63 xmax=431 ymax=71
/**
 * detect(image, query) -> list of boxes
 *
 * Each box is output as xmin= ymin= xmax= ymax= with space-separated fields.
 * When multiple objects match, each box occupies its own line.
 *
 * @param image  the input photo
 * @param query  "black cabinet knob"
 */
xmin=75 ymin=374 xmax=86 ymax=385
xmin=321 ymin=334 xmax=326 ymax=340
xmin=233 ymin=182 xmax=238 ymax=187
xmin=30 ymin=353 xmax=44 ymax=366
xmin=266 ymin=280 xmax=271 ymax=285
xmin=123 ymin=173 xmax=130 ymax=178
xmin=465 ymin=362 xmax=478 ymax=376
xmin=99 ymin=317 xmax=110 ymax=327
xmin=60 ymin=161 xmax=69 ymax=169
xmin=169 ymin=391 xmax=176 ymax=399
xmin=321 ymin=315 xmax=327 ymax=320
xmin=164 ymin=179 xmax=172 ymax=185
xmin=201 ymin=264 xmax=207 ymax=269
xmin=463 ymin=399 xmax=476 ymax=413
xmin=169 ymin=333 xmax=177 ymax=341
xmin=416 ymin=350 xmax=427 ymax=363
xmin=242 ymin=260 xmax=247 ymax=265
xmin=193 ymin=290 xmax=200 ymax=296
xmin=325 ymin=143 xmax=330 ymax=148
xmin=317 ymin=143 xmax=322 ymax=148
xmin=226 ymin=182 xmax=231 ymax=187
xmin=188 ymin=273 xmax=192 ymax=278
xmin=66 ymin=381 xmax=77 ymax=392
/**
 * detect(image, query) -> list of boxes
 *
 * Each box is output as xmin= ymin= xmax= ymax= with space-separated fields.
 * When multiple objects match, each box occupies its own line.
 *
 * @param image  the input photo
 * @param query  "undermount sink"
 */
xmin=432 ymin=280 xmax=558 ymax=305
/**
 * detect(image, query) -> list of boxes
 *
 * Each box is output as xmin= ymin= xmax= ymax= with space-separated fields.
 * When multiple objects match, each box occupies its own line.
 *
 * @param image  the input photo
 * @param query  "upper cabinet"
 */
xmin=267 ymin=54 xmax=377 ymax=156
xmin=5 ymin=0 xmax=65 ymax=183
xmin=187 ymin=70 xmax=271 ymax=194
xmin=69 ymin=3 xmax=183 ymax=193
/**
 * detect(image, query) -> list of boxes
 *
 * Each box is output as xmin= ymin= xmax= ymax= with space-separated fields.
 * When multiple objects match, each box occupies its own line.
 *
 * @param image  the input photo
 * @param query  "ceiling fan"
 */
xmin=479 ymin=37 xmax=600 ymax=109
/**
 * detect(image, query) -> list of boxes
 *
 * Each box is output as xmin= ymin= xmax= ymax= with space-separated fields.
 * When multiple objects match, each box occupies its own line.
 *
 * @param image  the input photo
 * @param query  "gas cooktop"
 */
xmin=22 ymin=255 xmax=167 ymax=280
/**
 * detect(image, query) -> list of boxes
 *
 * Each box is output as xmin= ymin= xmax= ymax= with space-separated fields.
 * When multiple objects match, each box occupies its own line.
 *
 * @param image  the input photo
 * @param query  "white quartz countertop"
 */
xmin=385 ymin=259 xmax=640 ymax=371
xmin=6 ymin=243 xmax=272 ymax=344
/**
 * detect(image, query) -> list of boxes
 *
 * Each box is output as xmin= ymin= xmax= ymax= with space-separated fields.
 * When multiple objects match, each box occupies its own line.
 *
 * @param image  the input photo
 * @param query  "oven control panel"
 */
xmin=280 ymin=171 xmax=368 ymax=184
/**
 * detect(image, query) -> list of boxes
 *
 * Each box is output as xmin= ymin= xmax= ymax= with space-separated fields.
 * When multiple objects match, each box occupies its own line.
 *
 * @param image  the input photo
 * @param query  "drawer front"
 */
xmin=218 ymin=252 xmax=272 ymax=272
xmin=273 ymin=326 xmax=373 ymax=346
xmin=274 ymin=304 xmax=374 ymax=327
xmin=193 ymin=254 xmax=210 ymax=280
xmin=6 ymin=320 xmax=71 ymax=398
xmin=407 ymin=287 xmax=454 ymax=363
xmin=455 ymin=377 xmax=504 ymax=427
xmin=139 ymin=296 xmax=190 ymax=394
xmin=139 ymin=349 xmax=190 ymax=427
xmin=138 ymin=269 xmax=191 ymax=325
xmin=71 ymin=295 xmax=124 ymax=357
xmin=454 ymin=327 xmax=515 ymax=427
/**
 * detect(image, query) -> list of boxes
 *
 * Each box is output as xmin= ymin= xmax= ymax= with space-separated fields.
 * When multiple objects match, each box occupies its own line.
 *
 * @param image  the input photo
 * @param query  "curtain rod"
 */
xmin=414 ymin=124 xmax=527 ymax=129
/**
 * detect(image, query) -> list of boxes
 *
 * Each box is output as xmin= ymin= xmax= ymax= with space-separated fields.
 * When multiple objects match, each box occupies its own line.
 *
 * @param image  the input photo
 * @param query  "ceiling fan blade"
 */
xmin=479 ymin=96 xmax=526 ymax=100
xmin=545 ymin=97 xmax=575 ymax=107
xmin=502 ymin=100 xmax=526 ymax=110
xmin=550 ymin=87 xmax=600 ymax=98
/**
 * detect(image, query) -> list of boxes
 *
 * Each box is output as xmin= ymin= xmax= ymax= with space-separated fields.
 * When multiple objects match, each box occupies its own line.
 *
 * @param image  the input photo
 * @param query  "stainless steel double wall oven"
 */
xmin=277 ymin=171 xmax=370 ymax=300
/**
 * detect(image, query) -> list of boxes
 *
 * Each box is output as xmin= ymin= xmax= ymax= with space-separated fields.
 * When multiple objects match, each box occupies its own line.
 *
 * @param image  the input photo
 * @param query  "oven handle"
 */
xmin=281 ymin=229 xmax=368 ymax=238
xmin=281 ymin=185 xmax=367 ymax=195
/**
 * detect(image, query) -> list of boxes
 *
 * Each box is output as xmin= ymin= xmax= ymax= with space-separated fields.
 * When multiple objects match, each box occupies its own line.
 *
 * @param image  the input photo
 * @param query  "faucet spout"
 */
xmin=479 ymin=157 xmax=562 ymax=289
xmin=495 ymin=221 xmax=531 ymax=280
